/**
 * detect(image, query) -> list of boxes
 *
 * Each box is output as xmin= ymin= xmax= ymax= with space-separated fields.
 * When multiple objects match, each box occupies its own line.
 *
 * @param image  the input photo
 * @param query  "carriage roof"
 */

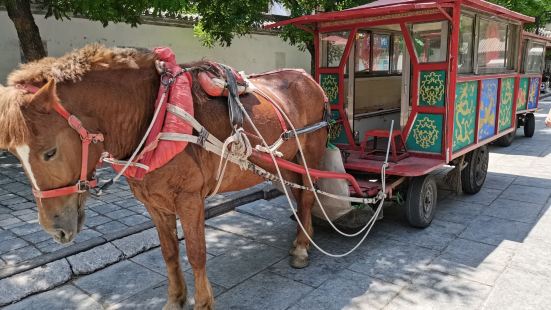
xmin=267 ymin=0 xmax=534 ymax=30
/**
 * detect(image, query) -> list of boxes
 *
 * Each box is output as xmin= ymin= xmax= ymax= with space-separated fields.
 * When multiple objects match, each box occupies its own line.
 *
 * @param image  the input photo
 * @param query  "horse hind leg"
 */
xmin=289 ymin=132 xmax=327 ymax=269
xmin=289 ymin=186 xmax=314 ymax=269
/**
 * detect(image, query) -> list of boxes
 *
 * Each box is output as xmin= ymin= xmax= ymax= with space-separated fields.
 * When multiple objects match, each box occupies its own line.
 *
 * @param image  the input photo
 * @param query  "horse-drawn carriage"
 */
xmin=269 ymin=0 xmax=551 ymax=227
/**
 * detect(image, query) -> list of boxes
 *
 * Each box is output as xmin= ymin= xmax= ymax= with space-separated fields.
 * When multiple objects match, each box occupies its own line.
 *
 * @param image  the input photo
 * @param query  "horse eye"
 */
xmin=43 ymin=148 xmax=57 ymax=161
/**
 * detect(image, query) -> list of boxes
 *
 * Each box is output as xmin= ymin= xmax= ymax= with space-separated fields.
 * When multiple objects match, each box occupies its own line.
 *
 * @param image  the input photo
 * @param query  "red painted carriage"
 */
xmin=268 ymin=0 xmax=550 ymax=227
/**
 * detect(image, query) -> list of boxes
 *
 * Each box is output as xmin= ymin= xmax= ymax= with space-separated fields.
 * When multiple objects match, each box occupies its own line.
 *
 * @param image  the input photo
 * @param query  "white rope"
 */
xmin=107 ymin=88 xmax=169 ymax=183
xmin=236 ymin=88 xmax=391 ymax=257
xmin=210 ymin=128 xmax=253 ymax=197
xmin=255 ymin=88 xmax=386 ymax=238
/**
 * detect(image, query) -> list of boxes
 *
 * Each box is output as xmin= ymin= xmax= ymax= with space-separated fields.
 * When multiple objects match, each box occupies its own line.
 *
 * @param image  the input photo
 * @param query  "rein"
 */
xmin=16 ymin=84 xmax=104 ymax=201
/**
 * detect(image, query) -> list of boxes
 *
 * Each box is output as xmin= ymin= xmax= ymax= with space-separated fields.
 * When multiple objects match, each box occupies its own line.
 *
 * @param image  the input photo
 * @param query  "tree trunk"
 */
xmin=306 ymin=40 xmax=316 ymax=77
xmin=5 ymin=0 xmax=46 ymax=62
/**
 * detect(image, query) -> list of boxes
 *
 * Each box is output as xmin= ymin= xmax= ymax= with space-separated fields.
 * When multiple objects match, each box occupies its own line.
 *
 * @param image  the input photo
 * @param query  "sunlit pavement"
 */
xmin=3 ymin=99 xmax=551 ymax=309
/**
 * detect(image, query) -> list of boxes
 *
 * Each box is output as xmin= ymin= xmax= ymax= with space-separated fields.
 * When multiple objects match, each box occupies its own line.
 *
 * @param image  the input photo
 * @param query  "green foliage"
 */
xmin=191 ymin=0 xmax=374 ymax=50
xmin=488 ymin=0 xmax=551 ymax=29
xmin=34 ymin=0 xmax=192 ymax=27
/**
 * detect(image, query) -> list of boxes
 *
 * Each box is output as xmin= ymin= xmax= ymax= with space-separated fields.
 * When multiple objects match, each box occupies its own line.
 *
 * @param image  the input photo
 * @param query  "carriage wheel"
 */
xmin=495 ymin=130 xmax=515 ymax=147
xmin=461 ymin=145 xmax=489 ymax=194
xmin=405 ymin=174 xmax=438 ymax=228
xmin=524 ymin=113 xmax=535 ymax=138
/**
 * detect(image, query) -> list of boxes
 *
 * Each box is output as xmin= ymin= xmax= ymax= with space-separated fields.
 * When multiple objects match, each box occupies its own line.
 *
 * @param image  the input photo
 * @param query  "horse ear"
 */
xmin=30 ymin=79 xmax=57 ymax=113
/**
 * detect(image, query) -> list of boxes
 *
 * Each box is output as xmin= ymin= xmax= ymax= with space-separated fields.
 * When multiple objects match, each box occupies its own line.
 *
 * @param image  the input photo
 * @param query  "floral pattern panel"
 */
xmin=517 ymin=78 xmax=529 ymax=111
xmin=419 ymin=70 xmax=446 ymax=107
xmin=328 ymin=110 xmax=348 ymax=144
xmin=320 ymin=74 xmax=339 ymax=105
xmin=406 ymin=113 xmax=443 ymax=154
xmin=453 ymin=81 xmax=477 ymax=152
xmin=478 ymin=79 xmax=498 ymax=141
xmin=498 ymin=78 xmax=514 ymax=132
xmin=527 ymin=77 xmax=540 ymax=109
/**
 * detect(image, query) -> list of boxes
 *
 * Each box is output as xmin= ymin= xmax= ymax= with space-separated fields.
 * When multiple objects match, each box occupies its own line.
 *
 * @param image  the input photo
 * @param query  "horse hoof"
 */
xmin=194 ymin=301 xmax=214 ymax=310
xmin=163 ymin=300 xmax=185 ymax=310
xmin=290 ymin=255 xmax=310 ymax=269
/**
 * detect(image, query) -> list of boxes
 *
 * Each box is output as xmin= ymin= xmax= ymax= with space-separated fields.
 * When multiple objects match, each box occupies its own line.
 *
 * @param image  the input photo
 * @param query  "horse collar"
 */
xmin=17 ymin=84 xmax=104 ymax=201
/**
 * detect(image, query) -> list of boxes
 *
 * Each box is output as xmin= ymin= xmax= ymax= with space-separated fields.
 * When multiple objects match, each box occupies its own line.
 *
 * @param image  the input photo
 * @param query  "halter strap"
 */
xmin=18 ymin=84 xmax=104 ymax=200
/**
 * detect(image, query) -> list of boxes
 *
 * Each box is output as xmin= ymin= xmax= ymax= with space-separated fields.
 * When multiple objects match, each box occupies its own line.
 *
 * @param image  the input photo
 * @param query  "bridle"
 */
xmin=17 ymin=84 xmax=104 ymax=200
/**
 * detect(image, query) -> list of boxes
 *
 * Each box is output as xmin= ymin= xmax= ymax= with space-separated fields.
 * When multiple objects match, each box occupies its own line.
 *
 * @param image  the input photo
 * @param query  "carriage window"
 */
xmin=506 ymin=24 xmax=519 ymax=70
xmin=525 ymin=41 xmax=545 ymax=73
xmin=411 ymin=21 xmax=449 ymax=63
xmin=477 ymin=19 xmax=507 ymax=69
xmin=355 ymin=32 xmax=371 ymax=72
xmin=458 ymin=15 xmax=474 ymax=73
xmin=321 ymin=31 xmax=349 ymax=68
xmin=373 ymin=34 xmax=390 ymax=71
xmin=392 ymin=35 xmax=404 ymax=73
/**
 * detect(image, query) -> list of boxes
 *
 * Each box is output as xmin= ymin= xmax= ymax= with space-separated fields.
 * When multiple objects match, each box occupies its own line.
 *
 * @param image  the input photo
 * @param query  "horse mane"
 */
xmin=7 ymin=43 xmax=156 ymax=86
xmin=0 ymin=85 xmax=29 ymax=149
xmin=0 ymin=44 xmax=157 ymax=149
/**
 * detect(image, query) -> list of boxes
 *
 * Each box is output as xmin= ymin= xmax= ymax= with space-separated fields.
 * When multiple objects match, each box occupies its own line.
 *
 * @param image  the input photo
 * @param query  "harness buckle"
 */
xmin=76 ymin=180 xmax=90 ymax=193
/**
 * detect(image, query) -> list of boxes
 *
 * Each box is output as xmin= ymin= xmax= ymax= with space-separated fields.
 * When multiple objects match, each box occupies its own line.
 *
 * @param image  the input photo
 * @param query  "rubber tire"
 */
xmin=461 ymin=145 xmax=489 ymax=195
xmin=495 ymin=130 xmax=515 ymax=147
xmin=524 ymin=113 xmax=535 ymax=138
xmin=405 ymin=175 xmax=438 ymax=228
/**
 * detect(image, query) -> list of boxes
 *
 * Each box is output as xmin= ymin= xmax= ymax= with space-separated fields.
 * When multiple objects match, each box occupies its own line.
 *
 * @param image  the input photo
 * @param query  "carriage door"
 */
xmin=319 ymin=31 xmax=355 ymax=146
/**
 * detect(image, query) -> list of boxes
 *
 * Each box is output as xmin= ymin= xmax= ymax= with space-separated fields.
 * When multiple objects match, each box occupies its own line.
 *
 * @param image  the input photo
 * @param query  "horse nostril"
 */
xmin=58 ymin=230 xmax=65 ymax=240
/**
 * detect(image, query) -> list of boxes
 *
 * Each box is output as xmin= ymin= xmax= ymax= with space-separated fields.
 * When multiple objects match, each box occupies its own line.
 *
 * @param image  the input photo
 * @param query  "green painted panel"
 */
xmin=517 ymin=77 xmax=529 ymax=111
xmin=320 ymin=74 xmax=339 ymax=105
xmin=419 ymin=70 xmax=446 ymax=107
xmin=329 ymin=110 xmax=348 ymax=144
xmin=406 ymin=113 xmax=443 ymax=154
xmin=453 ymin=81 xmax=477 ymax=152
xmin=499 ymin=78 xmax=514 ymax=131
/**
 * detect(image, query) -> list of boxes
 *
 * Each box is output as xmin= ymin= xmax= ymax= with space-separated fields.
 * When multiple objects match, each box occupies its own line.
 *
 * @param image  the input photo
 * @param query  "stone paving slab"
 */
xmin=0 ymin=259 xmax=72 ymax=306
xmin=482 ymin=267 xmax=551 ymax=310
xmin=289 ymin=269 xmax=401 ymax=310
xmin=4 ymin=284 xmax=103 ymax=310
xmin=73 ymin=260 xmax=166 ymax=307
xmin=214 ymin=271 xmax=313 ymax=310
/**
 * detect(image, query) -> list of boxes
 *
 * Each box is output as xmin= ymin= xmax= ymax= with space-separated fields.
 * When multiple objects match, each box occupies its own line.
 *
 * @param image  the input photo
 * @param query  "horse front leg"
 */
xmin=145 ymin=205 xmax=187 ymax=309
xmin=175 ymin=192 xmax=214 ymax=310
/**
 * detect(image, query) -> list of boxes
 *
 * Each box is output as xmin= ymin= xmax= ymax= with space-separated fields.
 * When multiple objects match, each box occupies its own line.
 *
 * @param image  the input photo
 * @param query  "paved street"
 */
xmin=2 ymin=99 xmax=551 ymax=309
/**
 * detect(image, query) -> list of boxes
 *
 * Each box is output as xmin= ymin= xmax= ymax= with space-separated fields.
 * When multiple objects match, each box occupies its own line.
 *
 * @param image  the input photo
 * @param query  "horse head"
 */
xmin=0 ymin=80 xmax=104 ymax=243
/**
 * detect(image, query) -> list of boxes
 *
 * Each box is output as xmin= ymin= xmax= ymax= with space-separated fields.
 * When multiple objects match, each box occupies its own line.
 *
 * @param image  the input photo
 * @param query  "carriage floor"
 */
xmin=343 ymin=151 xmax=446 ymax=177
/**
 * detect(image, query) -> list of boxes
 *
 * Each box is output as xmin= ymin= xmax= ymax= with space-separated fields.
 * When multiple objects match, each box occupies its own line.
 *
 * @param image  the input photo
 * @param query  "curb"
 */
xmin=0 ymin=183 xmax=281 ymax=306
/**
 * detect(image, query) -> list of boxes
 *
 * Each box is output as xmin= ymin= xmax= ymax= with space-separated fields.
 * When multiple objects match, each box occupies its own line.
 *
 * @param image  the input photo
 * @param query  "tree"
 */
xmin=1 ymin=0 xmax=192 ymax=62
xmin=4 ymin=0 xmax=47 ymax=62
xmin=488 ymin=0 xmax=551 ymax=33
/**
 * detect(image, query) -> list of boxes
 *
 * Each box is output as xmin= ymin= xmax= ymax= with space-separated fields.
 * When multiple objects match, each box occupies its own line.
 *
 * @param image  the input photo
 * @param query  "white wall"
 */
xmin=0 ymin=12 xmax=310 ymax=83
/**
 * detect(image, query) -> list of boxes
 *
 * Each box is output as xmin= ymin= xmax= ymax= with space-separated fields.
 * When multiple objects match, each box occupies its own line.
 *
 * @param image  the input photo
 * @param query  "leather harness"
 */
xmin=17 ymin=84 xmax=104 ymax=201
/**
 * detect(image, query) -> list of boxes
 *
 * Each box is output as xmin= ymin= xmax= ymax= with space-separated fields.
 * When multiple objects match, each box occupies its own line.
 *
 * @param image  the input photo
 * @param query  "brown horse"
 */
xmin=0 ymin=45 xmax=327 ymax=309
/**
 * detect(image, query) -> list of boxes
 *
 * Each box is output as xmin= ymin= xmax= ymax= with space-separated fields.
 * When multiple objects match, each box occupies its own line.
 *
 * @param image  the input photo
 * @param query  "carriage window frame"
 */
xmin=410 ymin=20 xmax=450 ymax=63
xmin=523 ymin=40 xmax=546 ymax=73
xmin=458 ymin=13 xmax=475 ymax=74
xmin=320 ymin=31 xmax=350 ymax=68
xmin=459 ymin=10 xmax=521 ymax=76
xmin=353 ymin=29 xmax=404 ymax=77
